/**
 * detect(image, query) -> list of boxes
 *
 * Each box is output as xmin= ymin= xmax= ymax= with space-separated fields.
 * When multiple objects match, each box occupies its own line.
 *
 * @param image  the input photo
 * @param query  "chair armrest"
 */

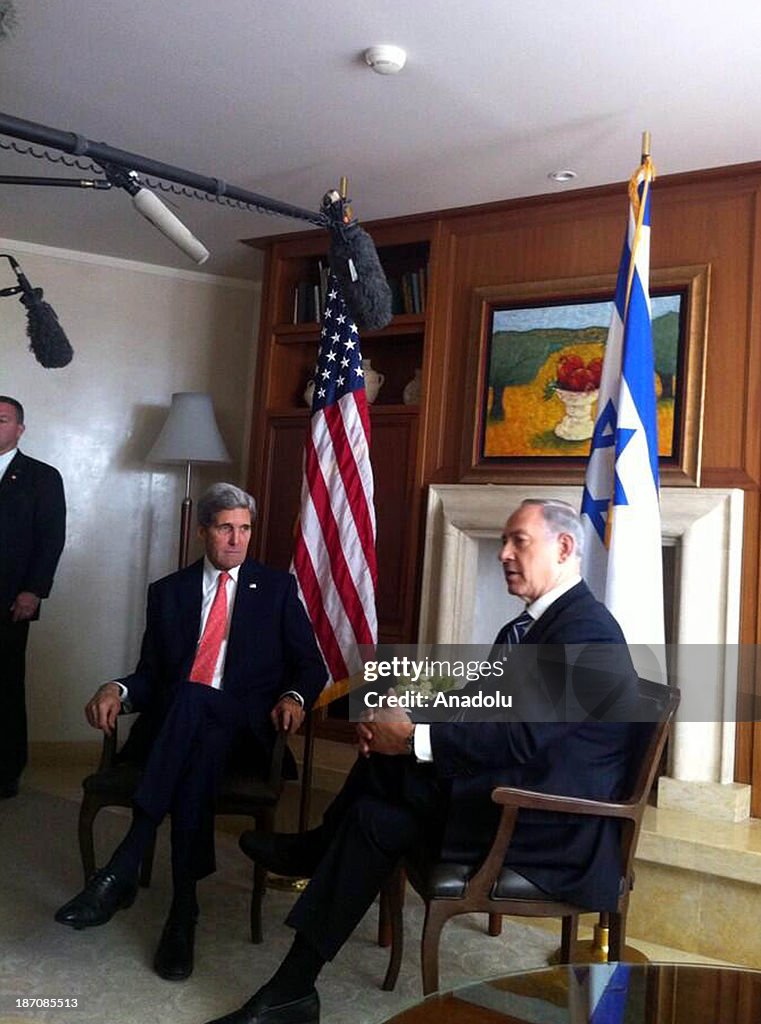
xmin=97 ymin=722 xmax=118 ymax=773
xmin=266 ymin=728 xmax=288 ymax=789
xmin=491 ymin=785 xmax=639 ymax=821
xmin=463 ymin=786 xmax=639 ymax=902
xmin=95 ymin=709 xmax=138 ymax=773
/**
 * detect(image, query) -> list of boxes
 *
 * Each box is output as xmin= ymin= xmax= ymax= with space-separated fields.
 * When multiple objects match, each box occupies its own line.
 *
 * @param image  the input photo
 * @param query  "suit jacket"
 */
xmin=0 ymin=450 xmax=66 ymax=622
xmin=118 ymin=557 xmax=326 ymax=776
xmin=430 ymin=580 xmax=639 ymax=911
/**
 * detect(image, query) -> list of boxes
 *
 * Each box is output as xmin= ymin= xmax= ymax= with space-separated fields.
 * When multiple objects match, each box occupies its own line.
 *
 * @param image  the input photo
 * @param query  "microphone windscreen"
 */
xmin=328 ymin=222 xmax=393 ymax=332
xmin=132 ymin=188 xmax=210 ymax=265
xmin=20 ymin=288 xmax=74 ymax=368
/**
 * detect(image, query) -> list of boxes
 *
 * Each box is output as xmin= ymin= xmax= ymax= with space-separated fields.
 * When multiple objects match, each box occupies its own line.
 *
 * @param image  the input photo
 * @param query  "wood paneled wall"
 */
xmin=250 ymin=162 xmax=761 ymax=807
xmin=408 ymin=164 xmax=761 ymax=810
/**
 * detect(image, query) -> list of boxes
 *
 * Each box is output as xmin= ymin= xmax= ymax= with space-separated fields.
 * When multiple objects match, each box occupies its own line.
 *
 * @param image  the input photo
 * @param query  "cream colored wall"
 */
xmin=0 ymin=238 xmax=260 ymax=745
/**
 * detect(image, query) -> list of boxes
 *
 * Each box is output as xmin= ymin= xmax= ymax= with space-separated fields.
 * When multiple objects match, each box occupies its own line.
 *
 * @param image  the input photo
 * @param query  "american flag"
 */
xmin=292 ymin=274 xmax=378 ymax=691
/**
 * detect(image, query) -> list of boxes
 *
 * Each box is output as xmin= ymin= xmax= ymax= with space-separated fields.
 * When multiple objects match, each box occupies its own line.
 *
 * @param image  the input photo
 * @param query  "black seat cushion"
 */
xmin=408 ymin=859 xmax=555 ymax=901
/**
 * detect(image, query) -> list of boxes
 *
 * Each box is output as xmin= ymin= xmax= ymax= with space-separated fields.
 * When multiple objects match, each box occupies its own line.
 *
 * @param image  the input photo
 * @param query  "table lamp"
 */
xmin=148 ymin=392 xmax=231 ymax=568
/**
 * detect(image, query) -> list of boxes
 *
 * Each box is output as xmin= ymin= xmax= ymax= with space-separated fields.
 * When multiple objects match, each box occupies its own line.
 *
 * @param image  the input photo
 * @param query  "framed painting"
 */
xmin=460 ymin=264 xmax=709 ymax=485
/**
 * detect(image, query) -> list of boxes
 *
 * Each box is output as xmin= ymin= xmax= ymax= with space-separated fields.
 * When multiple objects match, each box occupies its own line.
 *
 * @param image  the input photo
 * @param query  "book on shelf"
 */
xmin=293 ymin=260 xmax=428 ymax=323
xmin=291 ymin=259 xmax=331 ymax=324
xmin=293 ymin=278 xmax=322 ymax=324
xmin=385 ymin=265 xmax=428 ymax=315
xmin=388 ymin=276 xmax=405 ymax=316
xmin=410 ymin=272 xmax=420 ymax=315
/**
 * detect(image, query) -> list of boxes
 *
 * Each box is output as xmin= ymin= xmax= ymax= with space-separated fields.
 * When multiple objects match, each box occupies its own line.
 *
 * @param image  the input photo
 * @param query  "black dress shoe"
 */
xmin=154 ymin=910 xmax=197 ymax=981
xmin=54 ymin=868 xmax=138 ymax=929
xmin=202 ymin=988 xmax=319 ymax=1024
xmin=238 ymin=829 xmax=323 ymax=878
xmin=0 ymin=778 xmax=19 ymax=799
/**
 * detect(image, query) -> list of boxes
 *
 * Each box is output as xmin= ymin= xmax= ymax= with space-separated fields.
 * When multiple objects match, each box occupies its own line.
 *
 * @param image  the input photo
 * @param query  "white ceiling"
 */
xmin=1 ymin=0 xmax=760 ymax=278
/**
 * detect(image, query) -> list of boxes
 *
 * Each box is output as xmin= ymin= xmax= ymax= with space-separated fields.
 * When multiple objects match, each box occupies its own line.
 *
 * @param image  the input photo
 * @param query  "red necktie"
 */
xmin=189 ymin=571 xmax=230 ymax=685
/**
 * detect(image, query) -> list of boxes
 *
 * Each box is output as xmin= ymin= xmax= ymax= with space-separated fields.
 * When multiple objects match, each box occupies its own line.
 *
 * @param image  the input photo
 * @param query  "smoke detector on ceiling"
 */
xmin=363 ymin=45 xmax=407 ymax=75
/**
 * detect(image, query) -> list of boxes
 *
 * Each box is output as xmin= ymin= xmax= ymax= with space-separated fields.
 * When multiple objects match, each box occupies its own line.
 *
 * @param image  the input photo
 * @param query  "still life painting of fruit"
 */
xmin=482 ymin=294 xmax=681 ymax=458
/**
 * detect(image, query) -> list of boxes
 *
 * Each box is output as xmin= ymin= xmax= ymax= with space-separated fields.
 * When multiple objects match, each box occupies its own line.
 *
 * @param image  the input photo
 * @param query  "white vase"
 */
xmin=553 ymin=388 xmax=599 ymax=440
xmin=362 ymin=358 xmax=384 ymax=404
xmin=402 ymin=368 xmax=422 ymax=406
xmin=303 ymin=379 xmax=315 ymax=407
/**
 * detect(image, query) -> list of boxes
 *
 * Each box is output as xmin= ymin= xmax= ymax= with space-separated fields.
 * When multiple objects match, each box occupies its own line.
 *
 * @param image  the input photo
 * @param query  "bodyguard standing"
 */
xmin=0 ymin=396 xmax=66 ymax=798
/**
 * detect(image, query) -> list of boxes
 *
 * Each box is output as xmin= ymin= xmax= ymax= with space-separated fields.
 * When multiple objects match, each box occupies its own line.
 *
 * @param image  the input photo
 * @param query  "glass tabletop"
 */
xmin=381 ymin=963 xmax=761 ymax=1024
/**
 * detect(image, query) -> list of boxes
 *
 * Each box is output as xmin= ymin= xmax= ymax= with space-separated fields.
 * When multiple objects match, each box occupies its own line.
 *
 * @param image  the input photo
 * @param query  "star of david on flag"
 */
xmin=581 ymin=153 xmax=665 ymax=647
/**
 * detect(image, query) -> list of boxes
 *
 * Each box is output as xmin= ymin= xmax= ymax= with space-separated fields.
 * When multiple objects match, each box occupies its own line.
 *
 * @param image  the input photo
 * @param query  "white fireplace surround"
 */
xmin=418 ymin=485 xmax=744 ymax=786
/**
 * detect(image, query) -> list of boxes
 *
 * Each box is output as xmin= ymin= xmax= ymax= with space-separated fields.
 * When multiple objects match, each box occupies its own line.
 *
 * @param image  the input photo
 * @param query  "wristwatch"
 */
xmin=405 ymin=724 xmax=416 ymax=756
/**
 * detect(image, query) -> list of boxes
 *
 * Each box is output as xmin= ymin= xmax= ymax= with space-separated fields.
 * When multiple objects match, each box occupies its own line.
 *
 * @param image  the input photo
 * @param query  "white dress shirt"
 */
xmin=0 ymin=447 xmax=17 ymax=484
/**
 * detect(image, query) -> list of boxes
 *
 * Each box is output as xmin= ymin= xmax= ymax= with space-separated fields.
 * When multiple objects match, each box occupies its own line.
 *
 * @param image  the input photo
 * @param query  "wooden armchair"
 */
xmin=78 ymin=713 xmax=288 ymax=943
xmin=381 ymin=680 xmax=680 ymax=995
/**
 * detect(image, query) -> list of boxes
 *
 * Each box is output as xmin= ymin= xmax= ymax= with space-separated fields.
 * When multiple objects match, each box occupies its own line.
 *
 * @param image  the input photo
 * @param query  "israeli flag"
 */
xmin=581 ymin=159 xmax=665 ymax=647
xmin=569 ymin=964 xmax=632 ymax=1024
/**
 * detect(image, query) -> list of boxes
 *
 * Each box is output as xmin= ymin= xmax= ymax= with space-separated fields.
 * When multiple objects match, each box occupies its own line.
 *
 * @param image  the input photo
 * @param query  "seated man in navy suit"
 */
xmin=55 ymin=482 xmax=326 ymax=982
xmin=204 ymin=498 xmax=639 ymax=1024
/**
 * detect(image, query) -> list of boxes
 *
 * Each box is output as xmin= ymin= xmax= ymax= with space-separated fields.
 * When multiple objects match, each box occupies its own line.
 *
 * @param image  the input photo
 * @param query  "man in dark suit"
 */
xmin=55 ymin=482 xmax=326 ymax=982
xmin=0 ymin=395 xmax=66 ymax=799
xmin=204 ymin=498 xmax=638 ymax=1024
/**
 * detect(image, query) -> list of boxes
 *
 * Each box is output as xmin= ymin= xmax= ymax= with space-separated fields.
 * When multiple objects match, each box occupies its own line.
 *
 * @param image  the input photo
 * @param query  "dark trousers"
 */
xmin=130 ymin=683 xmax=249 ymax=881
xmin=0 ymin=619 xmax=30 ymax=785
xmin=286 ymin=754 xmax=450 ymax=961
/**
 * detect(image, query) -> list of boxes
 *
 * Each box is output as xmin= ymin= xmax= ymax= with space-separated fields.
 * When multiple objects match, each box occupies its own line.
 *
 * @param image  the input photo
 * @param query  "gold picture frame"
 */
xmin=460 ymin=264 xmax=710 ymax=486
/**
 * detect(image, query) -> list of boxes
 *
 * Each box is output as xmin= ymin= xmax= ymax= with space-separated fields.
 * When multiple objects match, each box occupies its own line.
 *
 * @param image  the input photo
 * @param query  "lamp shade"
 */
xmin=147 ymin=392 xmax=231 ymax=464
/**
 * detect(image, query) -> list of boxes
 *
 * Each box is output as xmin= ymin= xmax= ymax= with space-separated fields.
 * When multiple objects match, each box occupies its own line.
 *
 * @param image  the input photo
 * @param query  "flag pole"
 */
xmin=298 ymin=708 xmax=316 ymax=832
xmin=556 ymin=133 xmax=655 ymax=966
xmin=294 ymin=175 xmax=353 ymax=835
xmin=280 ymin=173 xmax=380 ymax=892
xmin=588 ymin=131 xmax=653 ymax=969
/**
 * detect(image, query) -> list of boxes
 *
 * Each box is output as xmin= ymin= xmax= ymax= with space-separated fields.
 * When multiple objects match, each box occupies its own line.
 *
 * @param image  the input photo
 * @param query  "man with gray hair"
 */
xmin=55 ymin=483 xmax=326 ymax=983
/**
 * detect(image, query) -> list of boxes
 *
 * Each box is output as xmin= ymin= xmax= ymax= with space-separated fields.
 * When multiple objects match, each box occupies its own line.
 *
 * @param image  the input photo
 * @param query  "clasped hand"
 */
xmin=10 ymin=590 xmax=40 ymax=622
xmin=357 ymin=688 xmax=414 ymax=757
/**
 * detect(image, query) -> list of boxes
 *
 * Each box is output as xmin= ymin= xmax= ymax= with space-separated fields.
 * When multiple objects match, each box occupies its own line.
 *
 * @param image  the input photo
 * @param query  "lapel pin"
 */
xmin=249 ymin=583 xmax=257 ymax=589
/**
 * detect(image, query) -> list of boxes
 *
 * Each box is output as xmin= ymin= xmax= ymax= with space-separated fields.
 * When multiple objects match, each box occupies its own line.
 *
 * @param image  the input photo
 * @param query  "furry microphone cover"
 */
xmin=1 ymin=255 xmax=74 ymax=368
xmin=323 ymin=192 xmax=393 ymax=332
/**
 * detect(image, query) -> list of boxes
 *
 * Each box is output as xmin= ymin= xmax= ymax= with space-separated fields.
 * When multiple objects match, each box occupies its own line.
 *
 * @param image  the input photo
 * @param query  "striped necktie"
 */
xmin=189 ymin=571 xmax=230 ymax=685
xmin=450 ymin=609 xmax=535 ymax=724
xmin=502 ymin=610 xmax=534 ymax=653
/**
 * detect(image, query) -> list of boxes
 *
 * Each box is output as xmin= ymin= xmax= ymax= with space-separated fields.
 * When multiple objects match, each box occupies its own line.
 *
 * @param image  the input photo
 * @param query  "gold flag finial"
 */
xmin=339 ymin=176 xmax=352 ymax=223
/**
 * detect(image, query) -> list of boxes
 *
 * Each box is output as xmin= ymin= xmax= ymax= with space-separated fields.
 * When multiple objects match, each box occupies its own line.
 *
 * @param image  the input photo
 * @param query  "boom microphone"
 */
xmin=322 ymin=191 xmax=393 ymax=332
xmin=101 ymin=163 xmax=209 ymax=265
xmin=131 ymin=187 xmax=210 ymax=265
xmin=0 ymin=254 xmax=74 ymax=368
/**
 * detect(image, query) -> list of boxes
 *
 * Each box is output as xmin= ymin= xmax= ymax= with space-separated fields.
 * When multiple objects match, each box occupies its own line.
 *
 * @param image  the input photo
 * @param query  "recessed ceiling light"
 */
xmin=363 ymin=45 xmax=407 ymax=75
xmin=548 ymin=170 xmax=577 ymax=183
